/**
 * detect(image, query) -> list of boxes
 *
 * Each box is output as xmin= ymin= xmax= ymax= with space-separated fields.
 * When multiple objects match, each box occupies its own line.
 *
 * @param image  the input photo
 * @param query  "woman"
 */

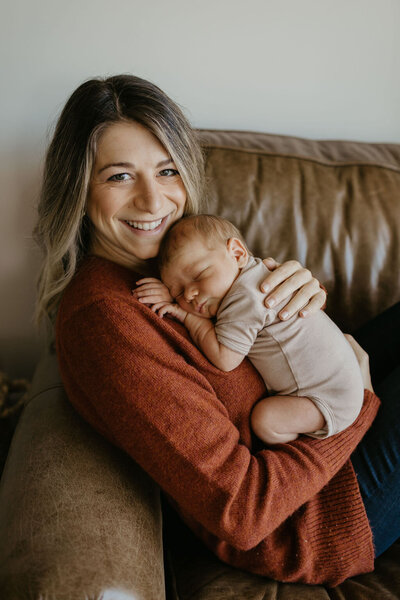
xmin=34 ymin=74 xmax=399 ymax=586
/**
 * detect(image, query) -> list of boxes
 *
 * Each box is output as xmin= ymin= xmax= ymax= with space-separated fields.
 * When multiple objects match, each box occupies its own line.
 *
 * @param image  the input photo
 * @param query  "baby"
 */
xmin=135 ymin=214 xmax=364 ymax=444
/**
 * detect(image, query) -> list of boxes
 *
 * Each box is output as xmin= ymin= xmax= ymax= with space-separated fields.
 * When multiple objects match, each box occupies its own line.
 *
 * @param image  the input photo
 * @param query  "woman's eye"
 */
xmin=108 ymin=173 xmax=130 ymax=182
xmin=159 ymin=168 xmax=179 ymax=177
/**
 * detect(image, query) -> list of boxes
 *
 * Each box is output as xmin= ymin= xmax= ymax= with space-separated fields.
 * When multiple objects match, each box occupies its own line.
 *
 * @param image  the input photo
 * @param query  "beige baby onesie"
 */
xmin=215 ymin=256 xmax=364 ymax=438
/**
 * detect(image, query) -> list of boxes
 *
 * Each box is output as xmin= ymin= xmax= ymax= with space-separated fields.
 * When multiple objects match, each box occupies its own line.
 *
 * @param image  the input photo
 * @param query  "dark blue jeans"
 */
xmin=351 ymin=302 xmax=400 ymax=557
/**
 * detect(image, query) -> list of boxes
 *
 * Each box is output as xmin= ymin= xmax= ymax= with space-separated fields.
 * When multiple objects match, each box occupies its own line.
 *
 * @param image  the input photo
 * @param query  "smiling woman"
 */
xmin=32 ymin=74 xmax=383 ymax=591
xmin=87 ymin=121 xmax=187 ymax=268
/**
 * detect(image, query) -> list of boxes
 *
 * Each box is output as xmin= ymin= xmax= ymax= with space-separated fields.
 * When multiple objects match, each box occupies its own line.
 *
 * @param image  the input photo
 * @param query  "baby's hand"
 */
xmin=157 ymin=303 xmax=188 ymax=323
xmin=133 ymin=277 xmax=173 ymax=312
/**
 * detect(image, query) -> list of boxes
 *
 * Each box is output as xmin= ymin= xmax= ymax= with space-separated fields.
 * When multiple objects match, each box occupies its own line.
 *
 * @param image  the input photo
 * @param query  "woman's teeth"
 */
xmin=125 ymin=218 xmax=163 ymax=231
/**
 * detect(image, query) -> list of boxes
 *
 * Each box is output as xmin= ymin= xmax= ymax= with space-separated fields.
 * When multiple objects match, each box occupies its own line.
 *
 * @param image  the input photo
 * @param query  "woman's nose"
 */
xmin=133 ymin=177 xmax=163 ymax=214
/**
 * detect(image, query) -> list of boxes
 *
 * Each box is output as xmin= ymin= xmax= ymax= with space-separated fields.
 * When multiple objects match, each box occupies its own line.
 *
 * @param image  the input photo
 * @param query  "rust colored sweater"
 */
xmin=56 ymin=257 xmax=380 ymax=586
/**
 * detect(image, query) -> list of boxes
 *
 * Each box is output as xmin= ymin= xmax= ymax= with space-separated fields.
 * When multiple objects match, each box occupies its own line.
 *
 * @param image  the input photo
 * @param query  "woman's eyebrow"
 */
xmin=157 ymin=157 xmax=174 ymax=168
xmin=98 ymin=157 xmax=173 ymax=174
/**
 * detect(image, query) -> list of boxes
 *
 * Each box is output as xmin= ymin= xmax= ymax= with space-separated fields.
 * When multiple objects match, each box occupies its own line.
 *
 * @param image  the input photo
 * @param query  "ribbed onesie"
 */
xmin=215 ymin=256 xmax=364 ymax=438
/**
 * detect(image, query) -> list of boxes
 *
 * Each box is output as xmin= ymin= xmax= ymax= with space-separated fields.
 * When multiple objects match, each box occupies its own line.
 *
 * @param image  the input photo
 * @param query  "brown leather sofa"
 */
xmin=1 ymin=129 xmax=400 ymax=599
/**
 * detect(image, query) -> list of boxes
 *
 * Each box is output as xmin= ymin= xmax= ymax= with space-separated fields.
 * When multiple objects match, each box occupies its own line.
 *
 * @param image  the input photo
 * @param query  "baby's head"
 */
xmin=159 ymin=214 xmax=249 ymax=318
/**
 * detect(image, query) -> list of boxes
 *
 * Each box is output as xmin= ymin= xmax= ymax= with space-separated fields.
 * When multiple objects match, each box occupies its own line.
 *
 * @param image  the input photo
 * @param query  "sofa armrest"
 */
xmin=0 ymin=353 xmax=165 ymax=600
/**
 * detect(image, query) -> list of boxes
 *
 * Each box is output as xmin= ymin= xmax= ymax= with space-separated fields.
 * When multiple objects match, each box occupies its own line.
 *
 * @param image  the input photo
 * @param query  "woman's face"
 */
xmin=87 ymin=121 xmax=187 ymax=268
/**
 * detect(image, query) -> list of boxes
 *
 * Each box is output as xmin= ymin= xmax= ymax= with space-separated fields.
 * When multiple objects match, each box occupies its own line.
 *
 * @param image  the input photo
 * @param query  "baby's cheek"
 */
xmin=176 ymin=297 xmax=189 ymax=311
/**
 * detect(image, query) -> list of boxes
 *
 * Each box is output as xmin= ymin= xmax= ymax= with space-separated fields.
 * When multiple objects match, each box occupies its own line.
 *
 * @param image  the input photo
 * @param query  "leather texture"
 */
xmin=1 ymin=129 xmax=400 ymax=599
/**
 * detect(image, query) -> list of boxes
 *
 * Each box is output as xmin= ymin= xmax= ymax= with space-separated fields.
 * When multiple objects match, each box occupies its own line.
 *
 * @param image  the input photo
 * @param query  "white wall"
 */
xmin=1 ymin=0 xmax=399 ymax=377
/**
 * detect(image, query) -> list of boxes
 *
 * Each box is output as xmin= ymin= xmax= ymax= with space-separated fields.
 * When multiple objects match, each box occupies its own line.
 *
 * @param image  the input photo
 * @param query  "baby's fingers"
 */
xmin=134 ymin=285 xmax=162 ymax=298
xmin=136 ymin=277 xmax=163 ymax=285
xmin=135 ymin=293 xmax=169 ymax=305
xmin=134 ymin=281 xmax=163 ymax=295
xmin=133 ymin=281 xmax=172 ymax=303
xmin=157 ymin=304 xmax=175 ymax=318
xmin=151 ymin=301 xmax=171 ymax=313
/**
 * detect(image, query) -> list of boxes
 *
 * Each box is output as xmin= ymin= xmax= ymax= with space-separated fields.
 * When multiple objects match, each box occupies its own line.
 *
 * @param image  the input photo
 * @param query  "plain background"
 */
xmin=1 ymin=0 xmax=399 ymax=378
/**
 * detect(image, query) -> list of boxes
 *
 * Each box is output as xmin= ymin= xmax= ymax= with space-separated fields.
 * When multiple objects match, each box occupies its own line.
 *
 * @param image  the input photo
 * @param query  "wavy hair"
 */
xmin=34 ymin=74 xmax=205 ymax=325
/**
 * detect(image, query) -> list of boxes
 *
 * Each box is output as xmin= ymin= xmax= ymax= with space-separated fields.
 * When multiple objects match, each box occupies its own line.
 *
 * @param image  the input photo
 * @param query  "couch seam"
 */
xmin=200 ymin=144 xmax=400 ymax=174
xmin=26 ymin=384 xmax=64 ymax=404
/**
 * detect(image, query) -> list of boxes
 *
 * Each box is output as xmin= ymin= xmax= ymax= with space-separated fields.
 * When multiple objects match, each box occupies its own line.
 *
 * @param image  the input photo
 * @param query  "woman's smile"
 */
xmin=121 ymin=214 xmax=171 ymax=235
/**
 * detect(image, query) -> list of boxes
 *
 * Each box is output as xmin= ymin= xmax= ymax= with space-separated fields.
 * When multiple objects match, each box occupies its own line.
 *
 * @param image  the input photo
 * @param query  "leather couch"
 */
xmin=1 ymin=129 xmax=400 ymax=599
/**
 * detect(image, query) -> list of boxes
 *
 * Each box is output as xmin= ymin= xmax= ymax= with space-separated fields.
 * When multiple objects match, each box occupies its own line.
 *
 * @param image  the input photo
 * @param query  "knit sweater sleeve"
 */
xmin=57 ymin=294 xmax=379 ymax=552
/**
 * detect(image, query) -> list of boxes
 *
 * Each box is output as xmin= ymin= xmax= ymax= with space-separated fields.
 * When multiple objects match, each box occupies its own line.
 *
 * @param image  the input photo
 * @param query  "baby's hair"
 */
xmin=159 ymin=214 xmax=250 ymax=272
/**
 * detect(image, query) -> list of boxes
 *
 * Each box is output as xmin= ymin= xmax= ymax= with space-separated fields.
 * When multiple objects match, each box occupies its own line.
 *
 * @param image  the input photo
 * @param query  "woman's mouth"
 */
xmin=121 ymin=215 xmax=168 ymax=234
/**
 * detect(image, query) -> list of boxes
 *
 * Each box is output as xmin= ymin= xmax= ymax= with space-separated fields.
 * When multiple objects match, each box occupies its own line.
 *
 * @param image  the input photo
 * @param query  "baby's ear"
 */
xmin=227 ymin=238 xmax=248 ymax=267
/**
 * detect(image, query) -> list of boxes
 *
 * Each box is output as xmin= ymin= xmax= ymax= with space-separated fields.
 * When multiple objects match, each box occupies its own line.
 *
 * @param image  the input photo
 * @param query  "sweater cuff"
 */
xmin=295 ymin=389 xmax=380 ymax=473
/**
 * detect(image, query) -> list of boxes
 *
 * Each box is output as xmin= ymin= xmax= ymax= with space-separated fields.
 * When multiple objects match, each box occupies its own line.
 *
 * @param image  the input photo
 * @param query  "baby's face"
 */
xmin=162 ymin=235 xmax=244 ymax=318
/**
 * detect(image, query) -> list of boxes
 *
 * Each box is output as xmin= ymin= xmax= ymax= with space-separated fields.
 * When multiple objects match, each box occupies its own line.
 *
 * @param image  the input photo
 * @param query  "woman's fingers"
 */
xmin=261 ymin=258 xmax=326 ymax=319
xmin=261 ymin=259 xmax=300 ymax=293
xmin=262 ymin=260 xmax=315 ymax=298
xmin=298 ymin=289 xmax=327 ymax=318
xmin=274 ymin=283 xmax=325 ymax=320
xmin=264 ymin=269 xmax=319 ymax=308
xmin=262 ymin=257 xmax=280 ymax=272
xmin=344 ymin=334 xmax=374 ymax=392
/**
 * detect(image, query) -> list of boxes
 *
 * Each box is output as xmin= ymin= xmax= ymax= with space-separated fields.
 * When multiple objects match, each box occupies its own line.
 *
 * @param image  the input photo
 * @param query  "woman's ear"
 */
xmin=227 ymin=238 xmax=248 ymax=267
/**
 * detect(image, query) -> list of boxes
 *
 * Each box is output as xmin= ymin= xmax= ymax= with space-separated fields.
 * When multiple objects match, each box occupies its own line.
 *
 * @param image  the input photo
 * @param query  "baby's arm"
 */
xmin=158 ymin=304 xmax=244 ymax=372
xmin=137 ymin=278 xmax=244 ymax=370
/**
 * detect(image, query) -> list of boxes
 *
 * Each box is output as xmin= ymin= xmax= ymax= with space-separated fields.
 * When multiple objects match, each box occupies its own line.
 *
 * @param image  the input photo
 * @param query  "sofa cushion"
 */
xmin=0 ymin=352 xmax=166 ymax=600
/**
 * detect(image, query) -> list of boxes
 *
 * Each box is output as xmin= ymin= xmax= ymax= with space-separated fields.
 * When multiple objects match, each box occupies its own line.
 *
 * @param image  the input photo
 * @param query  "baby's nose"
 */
xmin=184 ymin=285 xmax=198 ymax=302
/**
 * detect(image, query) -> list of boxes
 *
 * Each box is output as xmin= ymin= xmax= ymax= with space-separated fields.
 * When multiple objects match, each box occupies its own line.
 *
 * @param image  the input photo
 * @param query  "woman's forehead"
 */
xmin=95 ymin=121 xmax=168 ymax=162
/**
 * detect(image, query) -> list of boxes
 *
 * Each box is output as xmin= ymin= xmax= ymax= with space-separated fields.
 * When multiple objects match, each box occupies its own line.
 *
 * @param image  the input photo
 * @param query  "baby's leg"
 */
xmin=250 ymin=395 xmax=326 ymax=445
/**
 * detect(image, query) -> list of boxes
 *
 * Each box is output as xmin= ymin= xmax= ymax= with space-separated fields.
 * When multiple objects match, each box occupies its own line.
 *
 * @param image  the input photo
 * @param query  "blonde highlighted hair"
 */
xmin=34 ymin=74 xmax=205 ymax=325
xmin=158 ymin=214 xmax=250 ymax=272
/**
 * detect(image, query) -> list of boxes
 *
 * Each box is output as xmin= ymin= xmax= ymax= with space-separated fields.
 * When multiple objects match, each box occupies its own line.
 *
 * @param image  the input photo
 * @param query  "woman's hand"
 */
xmin=132 ymin=277 xmax=173 ymax=312
xmin=261 ymin=258 xmax=326 ymax=321
xmin=344 ymin=334 xmax=374 ymax=393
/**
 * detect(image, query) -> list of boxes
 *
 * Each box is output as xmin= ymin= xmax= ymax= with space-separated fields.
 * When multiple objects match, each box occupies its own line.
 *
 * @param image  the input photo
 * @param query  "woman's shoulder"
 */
xmin=57 ymin=256 xmax=140 ymax=323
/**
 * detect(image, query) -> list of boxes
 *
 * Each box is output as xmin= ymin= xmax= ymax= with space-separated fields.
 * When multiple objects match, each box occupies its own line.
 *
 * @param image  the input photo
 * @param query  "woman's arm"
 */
xmin=57 ymin=297 xmax=379 ymax=552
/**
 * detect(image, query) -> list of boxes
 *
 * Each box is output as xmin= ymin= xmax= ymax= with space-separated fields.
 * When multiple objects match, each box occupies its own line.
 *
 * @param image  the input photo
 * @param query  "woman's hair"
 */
xmin=158 ymin=214 xmax=250 ymax=273
xmin=34 ymin=74 xmax=205 ymax=325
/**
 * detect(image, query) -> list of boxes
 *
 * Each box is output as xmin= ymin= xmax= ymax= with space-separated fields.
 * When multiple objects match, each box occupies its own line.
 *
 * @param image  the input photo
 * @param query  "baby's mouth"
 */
xmin=195 ymin=300 xmax=207 ymax=314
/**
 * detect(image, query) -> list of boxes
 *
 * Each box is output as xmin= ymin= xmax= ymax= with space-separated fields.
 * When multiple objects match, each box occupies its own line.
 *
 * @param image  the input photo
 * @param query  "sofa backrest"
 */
xmin=199 ymin=129 xmax=400 ymax=331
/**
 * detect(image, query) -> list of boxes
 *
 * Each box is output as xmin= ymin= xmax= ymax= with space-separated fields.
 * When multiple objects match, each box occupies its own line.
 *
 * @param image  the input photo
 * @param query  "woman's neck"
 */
xmin=88 ymin=238 xmax=160 ymax=277
xmin=87 ymin=247 xmax=159 ymax=278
